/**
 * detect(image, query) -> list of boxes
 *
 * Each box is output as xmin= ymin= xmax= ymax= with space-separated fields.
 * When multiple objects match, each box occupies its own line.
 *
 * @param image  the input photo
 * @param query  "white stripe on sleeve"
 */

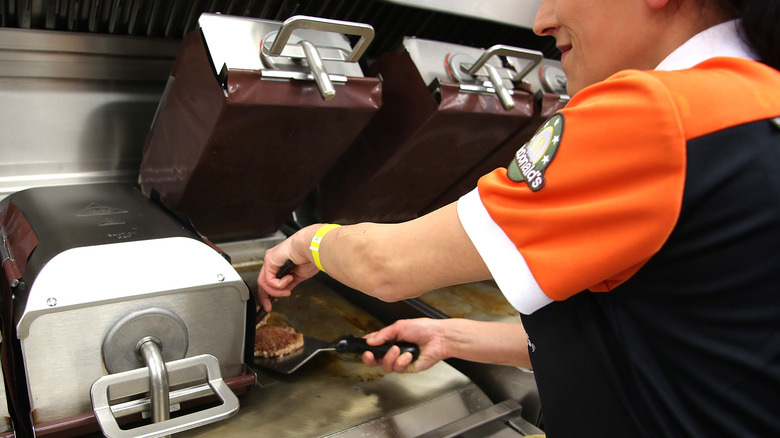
xmin=457 ymin=189 xmax=553 ymax=315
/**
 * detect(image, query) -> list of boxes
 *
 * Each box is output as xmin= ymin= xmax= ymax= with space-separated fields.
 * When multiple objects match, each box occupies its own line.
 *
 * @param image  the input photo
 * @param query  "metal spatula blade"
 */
xmin=254 ymin=335 xmax=419 ymax=374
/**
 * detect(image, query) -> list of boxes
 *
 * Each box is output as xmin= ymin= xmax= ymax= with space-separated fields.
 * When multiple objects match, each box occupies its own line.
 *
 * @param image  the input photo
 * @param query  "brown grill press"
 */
xmin=140 ymin=14 xmax=381 ymax=242
xmin=424 ymin=60 xmax=571 ymax=214
xmin=316 ymin=38 xmax=543 ymax=224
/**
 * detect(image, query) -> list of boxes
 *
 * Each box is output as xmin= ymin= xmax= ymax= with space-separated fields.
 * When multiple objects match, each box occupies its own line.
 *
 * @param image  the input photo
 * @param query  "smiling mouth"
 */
xmin=557 ymin=44 xmax=572 ymax=63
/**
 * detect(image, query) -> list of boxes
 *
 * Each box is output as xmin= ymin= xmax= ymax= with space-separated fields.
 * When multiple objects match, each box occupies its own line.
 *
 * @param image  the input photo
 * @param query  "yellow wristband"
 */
xmin=310 ymin=224 xmax=341 ymax=272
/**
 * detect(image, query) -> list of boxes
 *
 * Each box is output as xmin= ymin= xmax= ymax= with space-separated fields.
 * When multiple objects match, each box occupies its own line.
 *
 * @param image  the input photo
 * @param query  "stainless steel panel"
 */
xmin=0 ymin=0 xmax=558 ymax=60
xmin=0 ymin=28 xmax=180 ymax=58
xmin=0 ymin=28 xmax=179 ymax=201
xmin=0 ymin=77 xmax=162 ymax=200
xmin=382 ymin=0 xmax=542 ymax=29
xmin=1 ymin=0 xmax=543 ymax=34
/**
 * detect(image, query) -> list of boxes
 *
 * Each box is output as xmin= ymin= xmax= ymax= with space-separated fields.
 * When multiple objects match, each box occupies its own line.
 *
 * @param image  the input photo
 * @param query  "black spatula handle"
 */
xmin=335 ymin=335 xmax=420 ymax=361
xmin=277 ymin=259 xmax=295 ymax=278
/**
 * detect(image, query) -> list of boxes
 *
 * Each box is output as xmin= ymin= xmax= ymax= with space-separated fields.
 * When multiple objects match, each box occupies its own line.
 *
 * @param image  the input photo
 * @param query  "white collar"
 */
xmin=655 ymin=19 xmax=757 ymax=71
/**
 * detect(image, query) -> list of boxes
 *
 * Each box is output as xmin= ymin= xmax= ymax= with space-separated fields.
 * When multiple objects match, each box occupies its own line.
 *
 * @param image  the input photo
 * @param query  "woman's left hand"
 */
xmin=361 ymin=318 xmax=448 ymax=373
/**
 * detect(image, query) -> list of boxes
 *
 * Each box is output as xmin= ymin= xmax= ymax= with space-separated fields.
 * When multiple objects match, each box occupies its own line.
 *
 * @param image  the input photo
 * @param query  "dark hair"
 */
xmin=714 ymin=0 xmax=780 ymax=70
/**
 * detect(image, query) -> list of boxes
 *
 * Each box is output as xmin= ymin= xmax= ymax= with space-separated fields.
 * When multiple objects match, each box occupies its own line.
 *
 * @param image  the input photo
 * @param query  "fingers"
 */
xmin=257 ymin=239 xmax=321 ymax=294
xmin=361 ymin=348 xmax=429 ymax=373
xmin=257 ymin=292 xmax=273 ymax=313
xmin=256 ymin=264 xmax=293 ymax=298
xmin=360 ymin=318 xmax=444 ymax=374
xmin=361 ymin=348 xmax=417 ymax=373
xmin=365 ymin=333 xmax=392 ymax=347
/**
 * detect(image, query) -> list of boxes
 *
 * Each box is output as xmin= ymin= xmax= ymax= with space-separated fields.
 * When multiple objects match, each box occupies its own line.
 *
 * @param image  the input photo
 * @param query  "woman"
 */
xmin=258 ymin=0 xmax=780 ymax=436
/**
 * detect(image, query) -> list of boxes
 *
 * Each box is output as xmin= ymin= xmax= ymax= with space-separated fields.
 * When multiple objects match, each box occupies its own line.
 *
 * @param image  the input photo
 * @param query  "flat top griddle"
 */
xmin=418 ymin=281 xmax=523 ymax=323
xmin=172 ymin=277 xmax=491 ymax=438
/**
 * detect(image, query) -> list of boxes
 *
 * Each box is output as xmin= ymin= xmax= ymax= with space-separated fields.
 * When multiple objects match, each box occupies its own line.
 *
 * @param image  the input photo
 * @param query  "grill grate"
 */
xmin=0 ymin=0 xmax=560 ymax=59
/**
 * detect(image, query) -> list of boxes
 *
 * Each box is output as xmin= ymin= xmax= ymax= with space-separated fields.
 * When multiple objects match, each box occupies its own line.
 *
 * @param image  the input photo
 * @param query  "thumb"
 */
xmin=365 ymin=325 xmax=400 ymax=345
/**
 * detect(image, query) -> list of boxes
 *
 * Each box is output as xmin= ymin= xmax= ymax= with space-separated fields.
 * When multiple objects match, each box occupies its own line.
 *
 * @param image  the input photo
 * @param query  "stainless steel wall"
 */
xmin=0 ymin=28 xmax=179 ymax=200
xmin=0 ymin=0 xmax=556 ymax=57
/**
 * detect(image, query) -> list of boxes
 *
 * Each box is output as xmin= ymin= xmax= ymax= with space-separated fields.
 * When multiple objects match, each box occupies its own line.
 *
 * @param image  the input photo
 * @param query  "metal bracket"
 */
xmin=262 ymin=15 xmax=374 ymax=101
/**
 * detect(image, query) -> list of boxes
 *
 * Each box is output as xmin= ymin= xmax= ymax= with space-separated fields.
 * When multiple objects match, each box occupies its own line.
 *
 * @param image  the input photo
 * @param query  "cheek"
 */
xmin=565 ymin=43 xmax=623 ymax=94
xmin=561 ymin=52 xmax=598 ymax=96
xmin=564 ymin=73 xmax=588 ymax=96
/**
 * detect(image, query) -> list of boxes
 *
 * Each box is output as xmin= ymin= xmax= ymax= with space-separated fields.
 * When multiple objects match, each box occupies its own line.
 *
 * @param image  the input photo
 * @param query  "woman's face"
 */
xmin=533 ymin=0 xmax=671 ymax=95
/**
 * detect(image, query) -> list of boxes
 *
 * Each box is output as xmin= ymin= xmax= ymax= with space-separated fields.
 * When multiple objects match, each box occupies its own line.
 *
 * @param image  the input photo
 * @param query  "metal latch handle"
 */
xmin=465 ymin=44 xmax=544 ymax=81
xmin=269 ymin=15 xmax=375 ymax=62
xmin=483 ymin=63 xmax=515 ymax=111
xmin=91 ymin=354 xmax=239 ymax=438
xmin=300 ymin=39 xmax=336 ymax=100
xmin=463 ymin=45 xmax=544 ymax=111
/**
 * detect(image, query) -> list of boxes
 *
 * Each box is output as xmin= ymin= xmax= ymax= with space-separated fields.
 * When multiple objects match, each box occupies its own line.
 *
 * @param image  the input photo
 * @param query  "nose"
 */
xmin=533 ymin=0 xmax=558 ymax=37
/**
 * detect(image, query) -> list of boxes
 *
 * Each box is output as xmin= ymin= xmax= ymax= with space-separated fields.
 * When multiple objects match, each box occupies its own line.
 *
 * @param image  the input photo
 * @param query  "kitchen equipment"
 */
xmin=422 ymin=59 xmax=570 ymax=213
xmin=316 ymin=37 xmax=542 ymax=224
xmin=0 ymin=183 xmax=253 ymax=437
xmin=255 ymin=334 xmax=419 ymax=374
xmin=139 ymin=13 xmax=382 ymax=242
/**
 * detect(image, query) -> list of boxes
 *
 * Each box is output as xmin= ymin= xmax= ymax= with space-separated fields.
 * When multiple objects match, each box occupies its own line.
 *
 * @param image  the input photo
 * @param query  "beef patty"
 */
xmin=254 ymin=323 xmax=304 ymax=358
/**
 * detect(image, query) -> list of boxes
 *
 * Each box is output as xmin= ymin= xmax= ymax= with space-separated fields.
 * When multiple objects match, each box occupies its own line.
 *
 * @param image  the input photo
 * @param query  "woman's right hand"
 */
xmin=256 ymin=225 xmax=321 ymax=311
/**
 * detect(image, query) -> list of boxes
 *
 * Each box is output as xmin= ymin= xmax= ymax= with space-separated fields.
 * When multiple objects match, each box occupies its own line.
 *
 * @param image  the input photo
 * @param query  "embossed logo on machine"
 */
xmin=77 ymin=202 xmax=128 ymax=217
xmin=77 ymin=202 xmax=132 ymax=238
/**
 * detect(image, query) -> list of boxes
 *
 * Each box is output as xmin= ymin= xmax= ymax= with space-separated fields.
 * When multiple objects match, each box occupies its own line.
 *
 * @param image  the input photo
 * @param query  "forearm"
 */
xmin=439 ymin=319 xmax=532 ymax=369
xmin=307 ymin=203 xmax=492 ymax=301
xmin=363 ymin=317 xmax=532 ymax=373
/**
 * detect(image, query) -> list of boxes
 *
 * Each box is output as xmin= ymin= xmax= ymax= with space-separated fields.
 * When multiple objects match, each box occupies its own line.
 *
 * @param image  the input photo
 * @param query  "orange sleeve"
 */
xmin=478 ymin=70 xmax=687 ymax=300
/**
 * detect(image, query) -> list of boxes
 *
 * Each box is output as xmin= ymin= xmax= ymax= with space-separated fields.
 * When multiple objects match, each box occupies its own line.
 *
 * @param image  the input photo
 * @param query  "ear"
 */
xmin=645 ymin=0 xmax=672 ymax=9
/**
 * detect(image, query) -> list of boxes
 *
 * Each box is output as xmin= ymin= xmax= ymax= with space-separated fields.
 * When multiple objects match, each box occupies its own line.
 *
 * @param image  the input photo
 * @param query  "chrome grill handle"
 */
xmin=91 ymin=354 xmax=239 ymax=438
xmin=137 ymin=337 xmax=170 ymax=432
